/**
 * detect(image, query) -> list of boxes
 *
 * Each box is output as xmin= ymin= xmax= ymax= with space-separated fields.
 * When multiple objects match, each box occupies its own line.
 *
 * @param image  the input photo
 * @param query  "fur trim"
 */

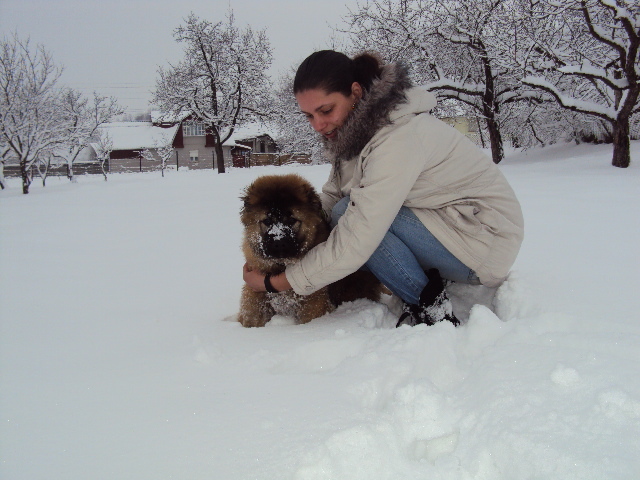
xmin=324 ymin=62 xmax=412 ymax=163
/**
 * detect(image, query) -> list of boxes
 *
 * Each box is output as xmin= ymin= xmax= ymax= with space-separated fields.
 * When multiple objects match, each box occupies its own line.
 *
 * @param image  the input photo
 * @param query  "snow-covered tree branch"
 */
xmin=56 ymin=90 xmax=123 ymax=182
xmin=344 ymin=0 xmax=549 ymax=163
xmin=141 ymin=141 xmax=174 ymax=177
xmin=93 ymin=129 xmax=112 ymax=181
xmin=152 ymin=10 xmax=273 ymax=173
xmin=520 ymin=0 xmax=639 ymax=167
xmin=0 ymin=34 xmax=67 ymax=193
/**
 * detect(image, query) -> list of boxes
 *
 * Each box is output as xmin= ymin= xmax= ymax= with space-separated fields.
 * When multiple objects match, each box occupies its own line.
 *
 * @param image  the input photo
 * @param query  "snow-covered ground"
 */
xmin=1 ymin=142 xmax=639 ymax=480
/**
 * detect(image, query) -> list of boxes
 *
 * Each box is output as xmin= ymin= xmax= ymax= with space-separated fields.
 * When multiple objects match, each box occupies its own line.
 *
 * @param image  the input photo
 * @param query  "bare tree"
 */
xmin=521 ymin=0 xmax=639 ymax=168
xmin=345 ymin=0 xmax=540 ymax=163
xmin=93 ymin=129 xmax=112 ymax=181
xmin=0 ymin=34 xmax=70 ymax=193
xmin=56 ymin=89 xmax=122 ymax=182
xmin=34 ymin=151 xmax=54 ymax=187
xmin=141 ymin=141 xmax=174 ymax=177
xmin=155 ymin=142 xmax=174 ymax=177
xmin=153 ymin=11 xmax=273 ymax=173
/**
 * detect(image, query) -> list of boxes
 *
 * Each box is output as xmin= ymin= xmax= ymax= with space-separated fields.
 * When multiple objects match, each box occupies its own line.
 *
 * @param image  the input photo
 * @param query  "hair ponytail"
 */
xmin=293 ymin=50 xmax=383 ymax=96
xmin=351 ymin=53 xmax=383 ymax=92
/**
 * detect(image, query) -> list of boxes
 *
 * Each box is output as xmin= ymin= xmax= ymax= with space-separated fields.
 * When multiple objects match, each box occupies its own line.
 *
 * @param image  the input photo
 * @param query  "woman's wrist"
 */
xmin=264 ymin=273 xmax=278 ymax=293
xmin=268 ymin=272 xmax=291 ymax=293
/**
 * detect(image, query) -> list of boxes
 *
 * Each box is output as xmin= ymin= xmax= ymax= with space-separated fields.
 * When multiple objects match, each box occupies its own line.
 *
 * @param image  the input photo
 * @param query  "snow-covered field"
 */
xmin=1 ymin=142 xmax=639 ymax=480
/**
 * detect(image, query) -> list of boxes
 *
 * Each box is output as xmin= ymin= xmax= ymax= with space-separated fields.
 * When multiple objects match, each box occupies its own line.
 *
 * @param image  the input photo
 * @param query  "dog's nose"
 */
xmin=262 ymin=222 xmax=299 ymax=259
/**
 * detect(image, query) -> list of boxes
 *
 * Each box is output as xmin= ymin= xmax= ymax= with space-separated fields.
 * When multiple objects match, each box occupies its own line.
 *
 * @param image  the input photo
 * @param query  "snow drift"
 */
xmin=1 ymin=142 xmax=639 ymax=479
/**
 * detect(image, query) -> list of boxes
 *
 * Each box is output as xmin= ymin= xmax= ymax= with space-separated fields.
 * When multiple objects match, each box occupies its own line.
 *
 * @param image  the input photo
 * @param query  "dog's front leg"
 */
xmin=296 ymin=289 xmax=334 ymax=324
xmin=238 ymin=285 xmax=275 ymax=327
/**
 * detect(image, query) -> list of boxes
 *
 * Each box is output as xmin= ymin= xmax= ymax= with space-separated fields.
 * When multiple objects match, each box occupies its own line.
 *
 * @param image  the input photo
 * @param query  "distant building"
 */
xmin=440 ymin=116 xmax=482 ymax=146
xmin=97 ymin=121 xmax=179 ymax=173
xmin=2 ymin=115 xmax=308 ymax=179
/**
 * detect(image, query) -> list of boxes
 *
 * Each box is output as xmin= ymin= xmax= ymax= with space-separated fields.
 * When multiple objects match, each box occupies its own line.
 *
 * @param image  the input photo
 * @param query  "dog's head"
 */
xmin=241 ymin=174 xmax=327 ymax=262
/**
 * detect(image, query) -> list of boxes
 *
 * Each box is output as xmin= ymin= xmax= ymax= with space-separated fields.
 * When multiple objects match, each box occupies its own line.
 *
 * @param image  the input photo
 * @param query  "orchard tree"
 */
xmin=141 ymin=141 xmax=174 ymax=177
xmin=0 ymin=34 xmax=67 ymax=193
xmin=520 ymin=0 xmax=640 ymax=168
xmin=93 ymin=129 xmax=112 ymax=181
xmin=57 ymin=89 xmax=122 ymax=182
xmin=153 ymin=11 xmax=272 ymax=173
xmin=346 ymin=0 xmax=538 ymax=163
xmin=34 ymin=151 xmax=53 ymax=187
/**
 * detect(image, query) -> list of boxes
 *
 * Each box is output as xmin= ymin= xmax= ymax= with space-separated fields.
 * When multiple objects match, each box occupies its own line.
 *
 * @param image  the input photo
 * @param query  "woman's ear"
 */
xmin=351 ymin=82 xmax=363 ymax=101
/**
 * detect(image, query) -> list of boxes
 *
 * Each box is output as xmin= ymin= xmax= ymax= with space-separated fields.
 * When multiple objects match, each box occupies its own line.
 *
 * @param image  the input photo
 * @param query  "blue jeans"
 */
xmin=331 ymin=196 xmax=479 ymax=306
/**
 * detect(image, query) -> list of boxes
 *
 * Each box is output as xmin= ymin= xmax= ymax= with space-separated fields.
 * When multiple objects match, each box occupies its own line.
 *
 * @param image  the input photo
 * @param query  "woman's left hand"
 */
xmin=243 ymin=263 xmax=266 ymax=292
xmin=243 ymin=263 xmax=293 ymax=293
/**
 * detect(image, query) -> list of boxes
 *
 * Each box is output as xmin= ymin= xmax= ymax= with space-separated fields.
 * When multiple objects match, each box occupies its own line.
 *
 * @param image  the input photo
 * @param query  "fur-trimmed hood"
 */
xmin=324 ymin=62 xmax=413 ymax=163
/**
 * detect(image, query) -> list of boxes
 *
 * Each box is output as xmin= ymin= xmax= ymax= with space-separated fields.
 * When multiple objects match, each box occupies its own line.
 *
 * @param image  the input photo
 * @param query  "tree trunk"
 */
xmin=485 ymin=113 xmax=504 ymax=164
xmin=215 ymin=142 xmax=225 ymax=174
xmin=477 ymin=118 xmax=486 ymax=149
xmin=610 ymin=79 xmax=638 ymax=168
xmin=611 ymin=118 xmax=630 ymax=168
xmin=480 ymin=54 xmax=504 ymax=164
xmin=67 ymin=162 xmax=75 ymax=183
xmin=100 ymin=159 xmax=108 ymax=181
xmin=38 ymin=161 xmax=48 ymax=187
xmin=20 ymin=159 xmax=30 ymax=194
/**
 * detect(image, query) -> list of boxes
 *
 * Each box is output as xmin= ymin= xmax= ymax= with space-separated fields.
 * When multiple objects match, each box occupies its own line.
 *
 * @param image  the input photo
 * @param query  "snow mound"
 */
xmin=2 ymin=144 xmax=639 ymax=479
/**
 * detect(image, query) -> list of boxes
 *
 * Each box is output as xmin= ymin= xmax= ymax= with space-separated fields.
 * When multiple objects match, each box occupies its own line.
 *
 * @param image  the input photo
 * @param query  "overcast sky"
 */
xmin=0 ymin=0 xmax=360 ymax=114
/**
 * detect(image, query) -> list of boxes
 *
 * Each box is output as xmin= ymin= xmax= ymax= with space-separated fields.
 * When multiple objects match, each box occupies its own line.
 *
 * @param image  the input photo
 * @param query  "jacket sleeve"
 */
xmin=319 ymin=163 xmax=342 ymax=220
xmin=286 ymin=125 xmax=430 ymax=295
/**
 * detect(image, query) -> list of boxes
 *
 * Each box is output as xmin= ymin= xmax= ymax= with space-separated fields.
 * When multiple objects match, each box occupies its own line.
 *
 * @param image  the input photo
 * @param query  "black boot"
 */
xmin=396 ymin=269 xmax=460 ymax=327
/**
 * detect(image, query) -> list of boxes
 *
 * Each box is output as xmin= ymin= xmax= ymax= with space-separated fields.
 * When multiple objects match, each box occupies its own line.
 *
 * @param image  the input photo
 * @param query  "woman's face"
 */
xmin=295 ymin=82 xmax=362 ymax=141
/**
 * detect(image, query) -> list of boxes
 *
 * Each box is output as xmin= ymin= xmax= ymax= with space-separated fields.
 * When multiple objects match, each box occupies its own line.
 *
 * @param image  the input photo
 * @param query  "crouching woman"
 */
xmin=244 ymin=50 xmax=524 ymax=327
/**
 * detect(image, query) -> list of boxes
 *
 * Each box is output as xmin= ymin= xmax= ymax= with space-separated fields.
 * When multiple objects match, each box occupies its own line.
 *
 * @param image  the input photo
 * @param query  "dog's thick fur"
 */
xmin=238 ymin=173 xmax=381 ymax=327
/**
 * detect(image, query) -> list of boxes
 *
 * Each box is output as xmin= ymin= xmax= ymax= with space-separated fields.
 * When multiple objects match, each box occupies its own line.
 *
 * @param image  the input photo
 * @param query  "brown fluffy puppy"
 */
xmin=238 ymin=173 xmax=381 ymax=327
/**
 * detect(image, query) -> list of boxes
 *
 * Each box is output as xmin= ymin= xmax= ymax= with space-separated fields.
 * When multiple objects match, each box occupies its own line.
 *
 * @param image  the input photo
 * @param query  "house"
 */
xmin=98 ymin=113 xmax=251 ymax=172
xmin=97 ymin=121 xmax=179 ymax=173
xmin=151 ymin=112 xmax=251 ymax=171
xmin=440 ymin=116 xmax=482 ymax=145
xmin=227 ymin=125 xmax=311 ymax=167
xmin=236 ymin=132 xmax=278 ymax=154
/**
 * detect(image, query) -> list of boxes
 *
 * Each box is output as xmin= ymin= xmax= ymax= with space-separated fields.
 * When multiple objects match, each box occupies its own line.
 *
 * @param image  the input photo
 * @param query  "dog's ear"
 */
xmin=239 ymin=188 xmax=252 ymax=214
xmin=300 ymin=182 xmax=322 ymax=213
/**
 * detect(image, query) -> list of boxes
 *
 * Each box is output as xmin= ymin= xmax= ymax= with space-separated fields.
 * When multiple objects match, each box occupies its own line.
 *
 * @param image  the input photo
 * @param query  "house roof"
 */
xmin=225 ymin=123 xmax=278 ymax=145
xmin=150 ymin=110 xmax=191 ymax=124
xmin=98 ymin=122 xmax=179 ymax=151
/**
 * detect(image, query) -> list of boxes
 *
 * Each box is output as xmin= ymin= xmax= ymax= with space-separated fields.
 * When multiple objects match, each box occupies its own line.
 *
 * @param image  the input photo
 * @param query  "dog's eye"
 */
xmin=261 ymin=218 xmax=273 ymax=227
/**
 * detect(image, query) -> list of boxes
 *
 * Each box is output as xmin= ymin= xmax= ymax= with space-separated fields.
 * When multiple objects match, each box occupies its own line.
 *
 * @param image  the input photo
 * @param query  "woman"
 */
xmin=243 ymin=50 xmax=524 ymax=327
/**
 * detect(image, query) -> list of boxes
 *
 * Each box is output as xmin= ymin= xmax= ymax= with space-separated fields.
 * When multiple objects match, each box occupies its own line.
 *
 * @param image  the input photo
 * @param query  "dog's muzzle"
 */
xmin=261 ymin=222 xmax=300 ymax=259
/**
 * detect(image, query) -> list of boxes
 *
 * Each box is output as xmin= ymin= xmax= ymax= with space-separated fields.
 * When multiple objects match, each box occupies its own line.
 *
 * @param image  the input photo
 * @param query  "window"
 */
xmin=183 ymin=122 xmax=206 ymax=136
xmin=189 ymin=150 xmax=199 ymax=162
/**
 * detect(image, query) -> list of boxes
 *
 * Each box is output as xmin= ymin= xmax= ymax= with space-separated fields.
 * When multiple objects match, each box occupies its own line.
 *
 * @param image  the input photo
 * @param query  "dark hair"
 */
xmin=293 ymin=50 xmax=383 ymax=96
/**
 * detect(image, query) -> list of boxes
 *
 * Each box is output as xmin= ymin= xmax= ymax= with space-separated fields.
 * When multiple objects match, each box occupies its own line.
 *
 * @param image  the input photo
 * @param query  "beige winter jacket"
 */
xmin=286 ymin=74 xmax=524 ymax=294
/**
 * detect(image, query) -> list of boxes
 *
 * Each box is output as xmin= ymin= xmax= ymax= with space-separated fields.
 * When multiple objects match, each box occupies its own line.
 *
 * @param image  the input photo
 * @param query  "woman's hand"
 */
xmin=242 ymin=263 xmax=292 ymax=293
xmin=243 ymin=263 xmax=266 ymax=292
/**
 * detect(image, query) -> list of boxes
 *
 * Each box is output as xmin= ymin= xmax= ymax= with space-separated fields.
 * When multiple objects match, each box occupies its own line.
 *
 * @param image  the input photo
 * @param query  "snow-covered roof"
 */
xmin=225 ymin=123 xmax=279 ymax=145
xmin=98 ymin=122 xmax=179 ymax=150
xmin=150 ymin=110 xmax=191 ymax=124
